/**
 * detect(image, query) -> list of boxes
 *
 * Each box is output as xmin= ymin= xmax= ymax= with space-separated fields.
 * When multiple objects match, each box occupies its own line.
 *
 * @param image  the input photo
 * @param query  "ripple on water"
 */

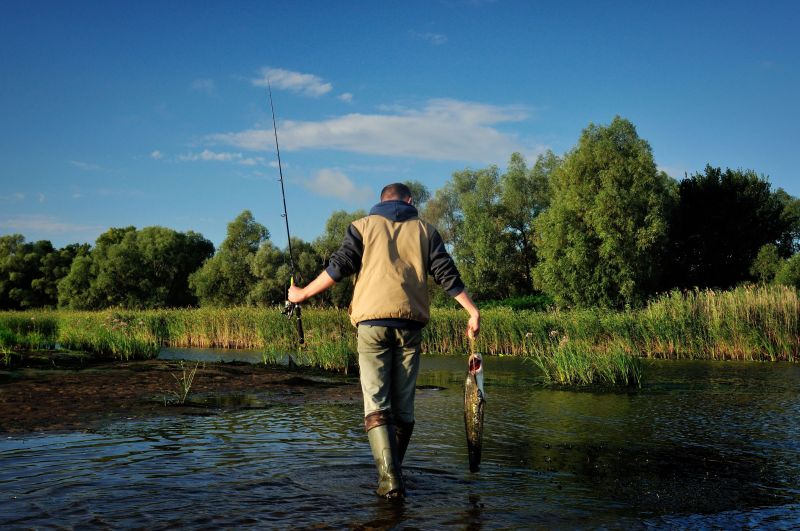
xmin=2 ymin=356 xmax=800 ymax=528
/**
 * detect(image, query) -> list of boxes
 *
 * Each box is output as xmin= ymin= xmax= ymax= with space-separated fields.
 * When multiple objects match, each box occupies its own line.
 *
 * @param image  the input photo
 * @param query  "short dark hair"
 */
xmin=380 ymin=183 xmax=412 ymax=201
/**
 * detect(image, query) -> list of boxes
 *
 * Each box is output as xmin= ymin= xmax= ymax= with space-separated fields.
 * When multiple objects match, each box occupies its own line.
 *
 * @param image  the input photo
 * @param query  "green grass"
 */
xmin=528 ymin=337 xmax=644 ymax=387
xmin=0 ymin=285 xmax=797 ymax=381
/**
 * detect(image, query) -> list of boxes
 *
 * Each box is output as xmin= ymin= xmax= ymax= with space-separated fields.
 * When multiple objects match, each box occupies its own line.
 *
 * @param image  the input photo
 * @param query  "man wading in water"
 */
xmin=288 ymin=182 xmax=480 ymax=499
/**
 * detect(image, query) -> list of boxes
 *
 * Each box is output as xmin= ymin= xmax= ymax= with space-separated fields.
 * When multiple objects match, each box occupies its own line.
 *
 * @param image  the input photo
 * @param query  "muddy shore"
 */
xmin=0 ymin=357 xmax=361 ymax=434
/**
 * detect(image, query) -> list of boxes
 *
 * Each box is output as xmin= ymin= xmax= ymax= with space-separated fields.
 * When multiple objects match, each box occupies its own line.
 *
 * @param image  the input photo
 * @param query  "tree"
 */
xmin=189 ymin=210 xmax=267 ymax=307
xmin=249 ymin=237 xmax=321 ymax=306
xmin=312 ymin=210 xmax=366 ymax=307
xmin=662 ymin=166 xmax=791 ymax=290
xmin=500 ymin=151 xmax=558 ymax=293
xmin=422 ymin=152 xmax=558 ymax=301
xmin=34 ymin=243 xmax=89 ymax=307
xmin=750 ymin=244 xmax=782 ymax=284
xmin=775 ymin=253 xmax=800 ymax=289
xmin=58 ymin=226 xmax=213 ymax=309
xmin=775 ymin=188 xmax=800 ymax=255
xmin=0 ymin=235 xmax=86 ymax=309
xmin=533 ymin=117 xmax=676 ymax=308
xmin=403 ymin=180 xmax=431 ymax=209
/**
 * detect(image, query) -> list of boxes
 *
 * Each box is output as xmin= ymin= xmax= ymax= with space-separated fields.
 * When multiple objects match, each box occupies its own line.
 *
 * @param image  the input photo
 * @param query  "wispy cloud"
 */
xmin=338 ymin=92 xmax=354 ymax=103
xmin=69 ymin=160 xmax=103 ymax=171
xmin=409 ymin=30 xmax=448 ymax=45
xmin=303 ymin=169 xmax=372 ymax=203
xmin=252 ymin=67 xmax=332 ymax=97
xmin=209 ymin=98 xmax=539 ymax=163
xmin=0 ymin=193 xmax=25 ymax=203
xmin=150 ymin=150 xmax=165 ymax=160
xmin=178 ymin=149 xmax=266 ymax=166
xmin=0 ymin=214 xmax=103 ymax=234
xmin=191 ymin=78 xmax=216 ymax=95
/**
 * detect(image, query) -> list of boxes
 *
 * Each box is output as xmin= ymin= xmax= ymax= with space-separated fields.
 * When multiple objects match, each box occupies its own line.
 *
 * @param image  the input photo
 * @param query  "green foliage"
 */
xmin=189 ymin=210 xmax=266 ymax=307
xmin=533 ymin=117 xmax=675 ymax=309
xmin=663 ymin=165 xmax=791 ymax=290
xmin=529 ymin=338 xmax=643 ymax=387
xmin=500 ymin=152 xmax=557 ymax=293
xmin=403 ymin=179 xmax=431 ymax=208
xmin=775 ymin=254 xmax=800 ymax=289
xmin=0 ymin=235 xmax=86 ymax=310
xmin=775 ymin=188 xmax=800 ymax=255
xmin=312 ymin=209 xmax=366 ymax=307
xmin=2 ymin=285 xmax=797 ymax=375
xmin=750 ymin=244 xmax=782 ymax=284
xmin=249 ymin=237 xmax=321 ymax=306
xmin=480 ymin=293 xmax=554 ymax=311
xmin=58 ymin=226 xmax=213 ymax=309
xmin=451 ymin=165 xmax=513 ymax=299
xmin=423 ymin=151 xmax=558 ymax=301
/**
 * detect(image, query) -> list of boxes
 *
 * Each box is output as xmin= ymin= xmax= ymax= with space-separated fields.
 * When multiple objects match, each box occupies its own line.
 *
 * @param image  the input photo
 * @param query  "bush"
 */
xmin=480 ymin=294 xmax=554 ymax=311
xmin=775 ymin=254 xmax=800 ymax=289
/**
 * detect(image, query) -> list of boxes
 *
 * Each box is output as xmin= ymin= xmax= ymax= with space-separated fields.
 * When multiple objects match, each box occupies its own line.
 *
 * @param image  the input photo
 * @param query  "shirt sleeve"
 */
xmin=324 ymin=223 xmax=364 ymax=282
xmin=428 ymin=229 xmax=465 ymax=296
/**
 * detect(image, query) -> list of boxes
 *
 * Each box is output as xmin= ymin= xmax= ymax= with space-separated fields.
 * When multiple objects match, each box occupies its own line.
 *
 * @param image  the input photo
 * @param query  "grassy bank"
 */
xmin=1 ymin=286 xmax=797 ymax=381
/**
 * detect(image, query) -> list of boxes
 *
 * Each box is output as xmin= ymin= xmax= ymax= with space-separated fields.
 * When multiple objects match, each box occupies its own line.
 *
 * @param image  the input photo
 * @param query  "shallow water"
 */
xmin=2 ymin=353 xmax=800 ymax=528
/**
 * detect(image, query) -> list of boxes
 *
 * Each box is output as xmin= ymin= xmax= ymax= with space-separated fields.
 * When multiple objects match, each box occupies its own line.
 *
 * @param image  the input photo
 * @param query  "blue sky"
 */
xmin=1 ymin=0 xmax=798 ymax=249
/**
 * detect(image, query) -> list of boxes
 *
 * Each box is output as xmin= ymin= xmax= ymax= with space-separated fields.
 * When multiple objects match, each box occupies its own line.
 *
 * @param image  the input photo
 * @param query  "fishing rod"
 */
xmin=268 ymin=81 xmax=304 ymax=345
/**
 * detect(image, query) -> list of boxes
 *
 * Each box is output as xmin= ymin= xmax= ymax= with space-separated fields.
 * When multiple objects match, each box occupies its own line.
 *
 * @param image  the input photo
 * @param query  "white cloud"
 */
xmin=209 ymin=98 xmax=539 ymax=163
xmin=0 ymin=214 xmax=102 ymax=234
xmin=338 ymin=92 xmax=354 ymax=103
xmin=37 ymin=193 xmax=46 ymax=203
xmin=179 ymin=149 xmax=266 ymax=166
xmin=410 ymin=30 xmax=448 ymax=45
xmin=191 ymin=78 xmax=216 ymax=95
xmin=253 ymin=67 xmax=332 ymax=97
xmin=150 ymin=150 xmax=165 ymax=160
xmin=69 ymin=160 xmax=102 ymax=171
xmin=0 ymin=193 xmax=25 ymax=202
xmin=180 ymin=149 xmax=237 ymax=162
xmin=304 ymin=169 xmax=372 ymax=203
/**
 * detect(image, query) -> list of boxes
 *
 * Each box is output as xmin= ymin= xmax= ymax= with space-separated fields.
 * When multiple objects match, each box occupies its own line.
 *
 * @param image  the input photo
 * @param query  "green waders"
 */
xmin=365 ymin=411 xmax=404 ymax=498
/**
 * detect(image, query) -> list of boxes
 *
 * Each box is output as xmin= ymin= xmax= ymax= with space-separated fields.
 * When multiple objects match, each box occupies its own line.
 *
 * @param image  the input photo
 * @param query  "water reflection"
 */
xmin=1 ymin=355 xmax=799 ymax=528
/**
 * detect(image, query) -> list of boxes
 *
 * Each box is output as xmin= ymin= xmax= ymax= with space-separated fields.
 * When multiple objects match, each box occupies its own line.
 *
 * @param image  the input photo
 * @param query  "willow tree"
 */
xmin=533 ymin=117 xmax=676 ymax=308
xmin=189 ymin=210 xmax=267 ymax=307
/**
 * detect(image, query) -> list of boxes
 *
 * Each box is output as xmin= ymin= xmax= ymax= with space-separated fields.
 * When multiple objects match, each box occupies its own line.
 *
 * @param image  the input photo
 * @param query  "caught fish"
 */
xmin=464 ymin=352 xmax=486 ymax=472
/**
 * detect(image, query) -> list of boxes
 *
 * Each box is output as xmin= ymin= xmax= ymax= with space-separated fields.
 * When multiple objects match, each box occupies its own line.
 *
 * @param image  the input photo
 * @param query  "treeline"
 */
xmin=1 ymin=116 xmax=799 ymax=311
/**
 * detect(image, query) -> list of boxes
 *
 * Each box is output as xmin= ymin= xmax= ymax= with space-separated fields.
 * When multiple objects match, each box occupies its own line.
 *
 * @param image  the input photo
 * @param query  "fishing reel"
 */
xmin=282 ymin=299 xmax=299 ymax=318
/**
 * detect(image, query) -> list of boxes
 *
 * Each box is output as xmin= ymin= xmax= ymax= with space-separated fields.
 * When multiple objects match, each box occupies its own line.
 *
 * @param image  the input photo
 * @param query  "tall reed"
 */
xmin=0 ymin=285 xmax=797 ymax=368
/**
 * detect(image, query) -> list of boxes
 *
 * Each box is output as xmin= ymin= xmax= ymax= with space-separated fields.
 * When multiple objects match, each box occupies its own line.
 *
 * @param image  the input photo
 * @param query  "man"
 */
xmin=288 ymin=182 xmax=480 ymax=499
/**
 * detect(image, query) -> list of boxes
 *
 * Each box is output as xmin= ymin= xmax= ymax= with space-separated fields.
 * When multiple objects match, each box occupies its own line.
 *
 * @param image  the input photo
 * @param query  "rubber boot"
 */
xmin=395 ymin=420 xmax=414 ymax=466
xmin=367 ymin=424 xmax=405 ymax=498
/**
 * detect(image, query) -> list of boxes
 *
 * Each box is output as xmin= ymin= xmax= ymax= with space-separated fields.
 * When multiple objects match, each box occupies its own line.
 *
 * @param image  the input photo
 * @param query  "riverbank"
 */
xmin=0 ymin=358 xmax=359 ymax=434
xmin=1 ymin=286 xmax=797 ymax=383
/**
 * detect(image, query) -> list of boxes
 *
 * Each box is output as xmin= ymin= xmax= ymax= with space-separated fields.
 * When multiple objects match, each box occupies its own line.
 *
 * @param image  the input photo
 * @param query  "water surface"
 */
xmin=2 ymin=353 xmax=799 ymax=528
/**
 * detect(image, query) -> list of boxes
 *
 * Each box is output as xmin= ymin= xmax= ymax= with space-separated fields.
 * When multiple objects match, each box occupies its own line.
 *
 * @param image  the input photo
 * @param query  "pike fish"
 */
xmin=463 ymin=352 xmax=486 ymax=473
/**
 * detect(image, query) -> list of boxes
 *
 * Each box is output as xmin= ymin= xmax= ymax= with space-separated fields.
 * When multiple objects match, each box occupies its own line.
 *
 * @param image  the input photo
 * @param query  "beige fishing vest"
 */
xmin=349 ymin=214 xmax=432 ymax=326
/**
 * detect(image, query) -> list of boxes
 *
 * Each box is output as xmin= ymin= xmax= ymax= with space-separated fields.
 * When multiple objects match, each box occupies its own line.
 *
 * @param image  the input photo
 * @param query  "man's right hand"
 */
xmin=287 ymin=285 xmax=306 ymax=304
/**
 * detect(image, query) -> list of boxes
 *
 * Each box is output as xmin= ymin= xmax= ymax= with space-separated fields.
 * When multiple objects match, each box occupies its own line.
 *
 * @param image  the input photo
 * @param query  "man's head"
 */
xmin=380 ymin=183 xmax=413 ymax=203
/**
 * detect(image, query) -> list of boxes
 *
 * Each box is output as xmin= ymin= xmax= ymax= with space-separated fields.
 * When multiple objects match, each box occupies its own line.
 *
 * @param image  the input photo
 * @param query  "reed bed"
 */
xmin=528 ymin=338 xmax=644 ymax=387
xmin=1 ymin=285 xmax=797 ymax=373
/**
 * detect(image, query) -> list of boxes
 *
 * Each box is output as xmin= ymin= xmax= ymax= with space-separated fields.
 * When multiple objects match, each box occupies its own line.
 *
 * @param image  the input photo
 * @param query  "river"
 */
xmin=2 ymin=352 xmax=799 ymax=528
